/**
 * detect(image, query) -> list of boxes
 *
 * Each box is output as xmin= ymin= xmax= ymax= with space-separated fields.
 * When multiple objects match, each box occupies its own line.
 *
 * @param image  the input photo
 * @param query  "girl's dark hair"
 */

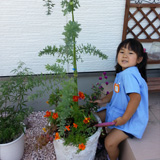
xmin=115 ymin=38 xmax=148 ymax=82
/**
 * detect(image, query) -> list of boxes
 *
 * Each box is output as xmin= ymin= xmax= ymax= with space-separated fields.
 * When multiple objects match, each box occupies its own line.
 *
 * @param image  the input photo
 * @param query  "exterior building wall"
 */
xmin=0 ymin=0 xmax=159 ymax=76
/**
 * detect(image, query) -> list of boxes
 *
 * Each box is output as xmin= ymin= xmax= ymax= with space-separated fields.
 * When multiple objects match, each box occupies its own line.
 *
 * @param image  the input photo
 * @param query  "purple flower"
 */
xmin=106 ymin=91 xmax=109 ymax=95
xmin=99 ymin=77 xmax=102 ymax=80
xmin=105 ymin=82 xmax=109 ymax=85
xmin=93 ymin=96 xmax=97 ymax=100
xmin=99 ymin=86 xmax=103 ymax=89
xmin=104 ymin=76 xmax=108 ymax=79
xmin=103 ymin=72 xmax=107 ymax=76
xmin=96 ymin=83 xmax=99 ymax=85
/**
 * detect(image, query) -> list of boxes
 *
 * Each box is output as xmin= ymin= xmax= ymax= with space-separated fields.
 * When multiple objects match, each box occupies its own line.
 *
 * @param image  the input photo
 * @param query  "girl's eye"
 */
xmin=129 ymin=52 xmax=133 ymax=54
xmin=120 ymin=51 xmax=124 ymax=54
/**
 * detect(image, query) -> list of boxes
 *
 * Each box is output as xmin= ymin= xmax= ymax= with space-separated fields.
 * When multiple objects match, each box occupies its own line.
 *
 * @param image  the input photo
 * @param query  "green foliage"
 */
xmin=77 ymin=43 xmax=108 ymax=60
xmin=41 ymin=0 xmax=108 ymax=81
xmin=43 ymin=0 xmax=55 ymax=15
xmin=0 ymin=62 xmax=36 ymax=144
xmin=55 ymin=78 xmax=77 ymax=136
xmin=61 ymin=0 xmax=80 ymax=16
xmin=45 ymin=64 xmax=66 ymax=74
xmin=63 ymin=21 xmax=81 ymax=44
xmin=83 ymin=72 xmax=109 ymax=113
xmin=47 ymin=88 xmax=61 ymax=107
xmin=37 ymin=0 xmax=109 ymax=152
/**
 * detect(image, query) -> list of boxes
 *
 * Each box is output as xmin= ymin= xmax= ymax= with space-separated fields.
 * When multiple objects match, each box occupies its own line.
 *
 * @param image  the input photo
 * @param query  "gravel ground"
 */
xmin=22 ymin=111 xmax=107 ymax=160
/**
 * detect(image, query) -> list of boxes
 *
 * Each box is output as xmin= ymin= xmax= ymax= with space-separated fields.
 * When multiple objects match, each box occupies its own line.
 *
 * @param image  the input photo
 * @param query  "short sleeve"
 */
xmin=123 ymin=74 xmax=140 ymax=94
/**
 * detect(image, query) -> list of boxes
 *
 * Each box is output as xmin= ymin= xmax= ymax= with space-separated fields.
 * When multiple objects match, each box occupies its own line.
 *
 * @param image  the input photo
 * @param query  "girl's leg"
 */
xmin=105 ymin=128 xmax=128 ymax=160
xmin=95 ymin=109 xmax=106 ymax=122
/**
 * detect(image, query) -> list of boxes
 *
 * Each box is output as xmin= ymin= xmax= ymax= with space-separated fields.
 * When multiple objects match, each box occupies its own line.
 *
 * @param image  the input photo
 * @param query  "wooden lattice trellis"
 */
xmin=122 ymin=0 xmax=160 ymax=42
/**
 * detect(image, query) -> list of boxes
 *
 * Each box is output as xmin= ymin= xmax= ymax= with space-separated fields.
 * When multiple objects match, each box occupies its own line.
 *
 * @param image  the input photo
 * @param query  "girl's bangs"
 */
xmin=121 ymin=42 xmax=132 ymax=51
xmin=120 ymin=41 xmax=138 ymax=54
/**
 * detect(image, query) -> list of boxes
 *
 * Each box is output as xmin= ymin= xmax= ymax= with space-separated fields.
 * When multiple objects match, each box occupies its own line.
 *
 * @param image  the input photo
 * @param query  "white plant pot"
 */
xmin=53 ymin=114 xmax=102 ymax=160
xmin=0 ymin=132 xmax=25 ymax=160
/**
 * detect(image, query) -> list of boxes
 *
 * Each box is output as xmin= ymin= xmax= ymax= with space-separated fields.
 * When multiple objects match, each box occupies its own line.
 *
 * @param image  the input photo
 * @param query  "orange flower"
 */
xmin=46 ymin=100 xmax=49 ymax=104
xmin=73 ymin=123 xmax=78 ymax=128
xmin=42 ymin=128 xmax=47 ymax=132
xmin=73 ymin=96 xmax=79 ymax=102
xmin=44 ymin=111 xmax=51 ymax=117
xmin=52 ymin=112 xmax=58 ymax=120
xmin=78 ymin=91 xmax=85 ymax=100
xmin=79 ymin=143 xmax=86 ymax=150
xmin=55 ymin=132 xmax=60 ymax=140
xmin=65 ymin=125 xmax=70 ymax=131
xmin=83 ymin=117 xmax=91 ymax=124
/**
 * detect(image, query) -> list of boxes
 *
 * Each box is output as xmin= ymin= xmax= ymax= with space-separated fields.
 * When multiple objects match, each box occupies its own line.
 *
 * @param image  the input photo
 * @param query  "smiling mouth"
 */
xmin=122 ymin=60 xmax=128 ymax=63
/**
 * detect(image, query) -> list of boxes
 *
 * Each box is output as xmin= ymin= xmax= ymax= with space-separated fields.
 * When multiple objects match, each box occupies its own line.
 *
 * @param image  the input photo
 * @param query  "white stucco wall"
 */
xmin=0 ymin=0 xmax=159 ymax=76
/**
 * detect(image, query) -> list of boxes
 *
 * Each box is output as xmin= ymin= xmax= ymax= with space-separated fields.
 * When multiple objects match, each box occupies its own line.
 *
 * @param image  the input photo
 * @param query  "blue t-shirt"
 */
xmin=98 ymin=66 xmax=148 ymax=139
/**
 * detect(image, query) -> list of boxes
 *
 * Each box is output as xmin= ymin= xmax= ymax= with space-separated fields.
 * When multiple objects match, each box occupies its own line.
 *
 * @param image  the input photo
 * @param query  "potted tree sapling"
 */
xmin=0 ymin=62 xmax=37 ymax=160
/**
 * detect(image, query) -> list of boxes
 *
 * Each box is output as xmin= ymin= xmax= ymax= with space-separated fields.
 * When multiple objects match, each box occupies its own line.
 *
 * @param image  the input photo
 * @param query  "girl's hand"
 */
xmin=92 ymin=99 xmax=103 ymax=105
xmin=114 ymin=117 xmax=126 ymax=126
xmin=91 ymin=91 xmax=113 ymax=105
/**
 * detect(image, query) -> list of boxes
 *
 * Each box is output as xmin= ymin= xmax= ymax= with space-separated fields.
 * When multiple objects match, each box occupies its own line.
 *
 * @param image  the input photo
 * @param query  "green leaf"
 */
xmin=43 ymin=0 xmax=55 ymax=15
xmin=61 ymin=0 xmax=80 ymax=16
xmin=77 ymin=43 xmax=108 ymax=60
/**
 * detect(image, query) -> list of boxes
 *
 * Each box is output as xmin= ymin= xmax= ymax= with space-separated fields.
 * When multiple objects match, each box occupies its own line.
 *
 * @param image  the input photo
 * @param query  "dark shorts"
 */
xmin=123 ymin=131 xmax=134 ymax=138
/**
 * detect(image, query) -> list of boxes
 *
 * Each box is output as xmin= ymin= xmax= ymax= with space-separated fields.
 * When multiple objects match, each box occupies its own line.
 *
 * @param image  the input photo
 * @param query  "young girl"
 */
xmin=95 ymin=38 xmax=148 ymax=160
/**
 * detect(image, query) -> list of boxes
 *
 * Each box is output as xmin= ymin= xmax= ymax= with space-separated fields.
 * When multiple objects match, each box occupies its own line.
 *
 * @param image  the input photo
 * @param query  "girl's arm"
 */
xmin=94 ymin=91 xmax=113 ymax=106
xmin=114 ymin=93 xmax=141 ymax=126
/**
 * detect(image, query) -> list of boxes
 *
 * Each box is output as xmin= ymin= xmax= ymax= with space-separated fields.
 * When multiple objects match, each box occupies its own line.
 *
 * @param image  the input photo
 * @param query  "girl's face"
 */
xmin=117 ymin=46 xmax=142 ymax=70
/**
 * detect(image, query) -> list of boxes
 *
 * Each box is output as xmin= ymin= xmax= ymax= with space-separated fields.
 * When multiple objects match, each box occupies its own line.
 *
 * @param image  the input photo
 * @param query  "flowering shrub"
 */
xmin=91 ymin=72 xmax=109 ymax=101
xmin=83 ymin=72 xmax=109 ymax=114
xmin=0 ymin=62 xmax=36 ymax=144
